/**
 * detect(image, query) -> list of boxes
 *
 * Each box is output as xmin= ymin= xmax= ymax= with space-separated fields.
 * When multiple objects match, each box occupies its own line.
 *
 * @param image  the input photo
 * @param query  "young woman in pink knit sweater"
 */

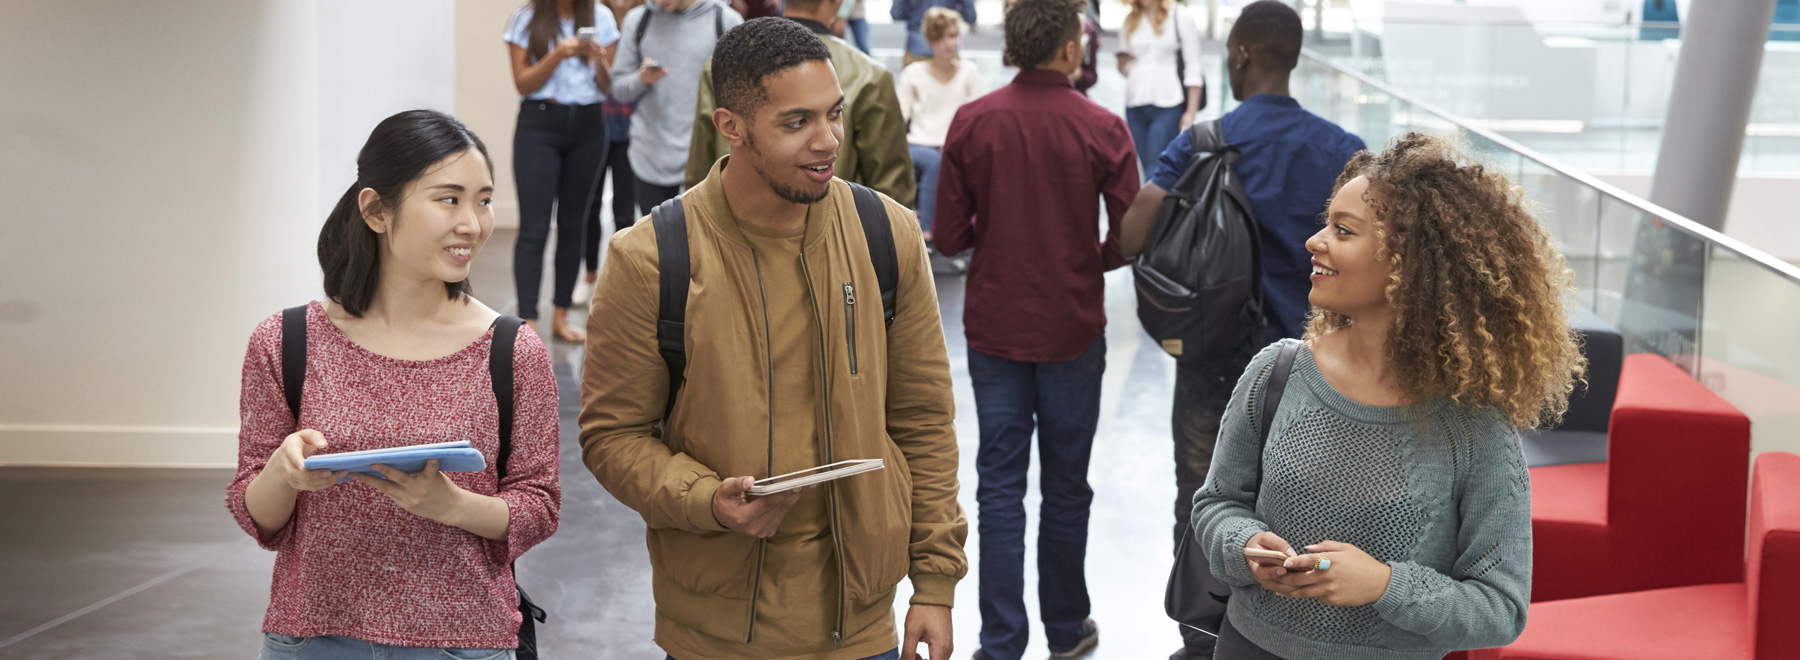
xmin=226 ymin=110 xmax=560 ymax=660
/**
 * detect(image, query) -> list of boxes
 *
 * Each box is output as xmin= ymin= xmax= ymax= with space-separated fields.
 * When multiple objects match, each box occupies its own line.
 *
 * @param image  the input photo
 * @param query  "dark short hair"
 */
xmin=1229 ymin=0 xmax=1303 ymax=71
xmin=1004 ymin=0 xmax=1082 ymax=70
xmin=318 ymin=110 xmax=491 ymax=317
xmin=713 ymin=18 xmax=833 ymax=118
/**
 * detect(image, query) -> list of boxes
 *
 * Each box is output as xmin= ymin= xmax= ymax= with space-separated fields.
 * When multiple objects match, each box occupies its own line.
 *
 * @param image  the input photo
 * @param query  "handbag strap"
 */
xmin=1255 ymin=339 xmax=1304 ymax=494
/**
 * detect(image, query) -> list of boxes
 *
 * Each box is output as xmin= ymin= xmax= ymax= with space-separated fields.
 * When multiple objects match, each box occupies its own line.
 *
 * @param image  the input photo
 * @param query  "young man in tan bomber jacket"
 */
xmin=580 ymin=18 xmax=966 ymax=660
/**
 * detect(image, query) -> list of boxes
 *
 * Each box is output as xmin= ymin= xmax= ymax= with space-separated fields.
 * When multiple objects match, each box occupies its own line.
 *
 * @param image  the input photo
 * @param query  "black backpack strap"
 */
xmin=714 ymin=4 xmax=724 ymax=37
xmin=652 ymin=196 xmax=691 ymax=422
xmin=490 ymin=315 xmax=523 ymax=480
xmin=633 ymin=9 xmax=651 ymax=57
xmin=848 ymin=183 xmax=898 ymax=329
xmin=280 ymin=305 xmax=309 ymax=423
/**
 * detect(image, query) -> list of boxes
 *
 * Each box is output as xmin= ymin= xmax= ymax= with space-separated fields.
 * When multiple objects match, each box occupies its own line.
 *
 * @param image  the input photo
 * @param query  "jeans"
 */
xmin=1125 ymin=104 xmax=1185 ymax=180
xmin=848 ymin=17 xmax=872 ymax=53
xmin=908 ymin=144 xmax=941 ymax=234
xmin=585 ymin=137 xmax=636 ymax=273
xmin=667 ymin=651 xmax=898 ymax=660
xmin=1171 ymin=353 xmax=1253 ymax=654
xmin=969 ymin=336 xmax=1106 ymax=660
xmin=258 ymin=634 xmax=513 ymax=660
xmin=513 ymin=100 xmax=609 ymax=320
xmin=633 ymin=179 xmax=681 ymax=218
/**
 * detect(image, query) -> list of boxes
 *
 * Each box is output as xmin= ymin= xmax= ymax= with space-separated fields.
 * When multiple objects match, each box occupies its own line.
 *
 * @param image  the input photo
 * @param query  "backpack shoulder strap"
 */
xmin=848 ymin=183 xmax=898 ymax=329
xmin=651 ymin=195 xmax=691 ymax=422
xmin=280 ymin=305 xmax=309 ymax=423
xmin=714 ymin=4 xmax=724 ymax=37
xmin=490 ymin=315 xmax=524 ymax=481
xmin=634 ymin=9 xmax=651 ymax=56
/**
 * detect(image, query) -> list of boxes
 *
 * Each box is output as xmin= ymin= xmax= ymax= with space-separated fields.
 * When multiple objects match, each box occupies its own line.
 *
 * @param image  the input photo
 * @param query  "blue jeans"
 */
xmin=1125 ymin=104 xmax=1185 ymax=180
xmin=668 ymin=651 xmax=897 ymax=660
xmin=258 ymin=634 xmax=512 ymax=660
xmin=848 ymin=17 xmax=871 ymax=53
xmin=968 ymin=336 xmax=1106 ymax=660
xmin=909 ymin=144 xmax=942 ymax=234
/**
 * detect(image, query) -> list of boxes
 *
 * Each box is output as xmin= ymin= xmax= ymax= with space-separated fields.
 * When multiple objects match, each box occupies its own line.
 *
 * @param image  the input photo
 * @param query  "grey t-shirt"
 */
xmin=609 ymin=0 xmax=743 ymax=187
xmin=1193 ymin=341 xmax=1532 ymax=660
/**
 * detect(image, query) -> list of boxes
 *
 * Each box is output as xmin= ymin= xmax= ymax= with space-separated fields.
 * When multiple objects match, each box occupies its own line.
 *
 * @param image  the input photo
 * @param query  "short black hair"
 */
xmin=318 ymin=110 xmax=490 ymax=317
xmin=1229 ymin=0 xmax=1303 ymax=71
xmin=713 ymin=17 xmax=833 ymax=118
xmin=1003 ymin=0 xmax=1082 ymax=70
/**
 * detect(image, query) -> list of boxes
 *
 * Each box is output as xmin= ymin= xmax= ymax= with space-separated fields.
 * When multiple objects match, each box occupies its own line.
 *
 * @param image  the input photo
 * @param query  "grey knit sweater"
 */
xmin=1192 ymin=341 xmax=1531 ymax=660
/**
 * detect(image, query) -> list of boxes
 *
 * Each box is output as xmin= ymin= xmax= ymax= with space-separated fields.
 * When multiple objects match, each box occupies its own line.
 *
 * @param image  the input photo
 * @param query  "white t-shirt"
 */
xmin=896 ymin=60 xmax=984 ymax=148
xmin=1122 ymin=4 xmax=1204 ymax=109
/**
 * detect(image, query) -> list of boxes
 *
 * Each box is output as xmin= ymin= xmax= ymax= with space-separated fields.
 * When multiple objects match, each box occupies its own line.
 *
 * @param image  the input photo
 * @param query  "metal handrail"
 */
xmin=1300 ymin=48 xmax=1800 ymax=287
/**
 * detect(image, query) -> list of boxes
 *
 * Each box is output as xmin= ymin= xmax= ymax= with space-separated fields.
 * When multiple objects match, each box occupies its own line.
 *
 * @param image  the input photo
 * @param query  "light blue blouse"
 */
xmin=504 ymin=4 xmax=622 ymax=105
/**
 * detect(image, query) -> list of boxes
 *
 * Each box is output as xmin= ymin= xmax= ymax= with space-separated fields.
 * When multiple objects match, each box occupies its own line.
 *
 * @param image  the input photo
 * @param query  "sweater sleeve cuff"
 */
xmin=1217 ymin=519 xmax=1269 ymax=586
xmin=908 ymin=572 xmax=958 ymax=608
xmin=685 ymin=476 xmax=729 ymax=533
xmin=1373 ymin=561 xmax=1447 ymax=634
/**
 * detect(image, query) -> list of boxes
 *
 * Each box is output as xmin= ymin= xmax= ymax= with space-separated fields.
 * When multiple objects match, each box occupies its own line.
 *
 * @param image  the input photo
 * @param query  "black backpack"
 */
xmin=1132 ymin=119 xmax=1264 ymax=364
xmin=278 ymin=307 xmax=549 ymax=660
xmin=650 ymin=184 xmax=897 ymax=419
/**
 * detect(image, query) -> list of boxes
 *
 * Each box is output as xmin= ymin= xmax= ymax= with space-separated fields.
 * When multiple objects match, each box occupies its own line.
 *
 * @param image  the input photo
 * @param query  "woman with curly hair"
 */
xmin=1192 ymin=132 xmax=1585 ymax=660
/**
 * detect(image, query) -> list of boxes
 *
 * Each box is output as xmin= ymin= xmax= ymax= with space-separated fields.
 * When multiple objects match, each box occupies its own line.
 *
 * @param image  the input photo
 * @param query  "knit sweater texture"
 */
xmin=1192 ymin=341 xmax=1532 ymax=660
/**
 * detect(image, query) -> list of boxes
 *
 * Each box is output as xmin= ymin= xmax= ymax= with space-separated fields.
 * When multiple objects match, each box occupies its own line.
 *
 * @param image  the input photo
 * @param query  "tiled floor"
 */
xmin=0 ymin=224 xmax=1191 ymax=659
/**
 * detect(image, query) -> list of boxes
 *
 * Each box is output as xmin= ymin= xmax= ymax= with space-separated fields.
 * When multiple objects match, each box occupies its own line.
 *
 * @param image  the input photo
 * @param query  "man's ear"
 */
xmin=715 ymin=107 xmax=748 ymax=146
xmin=357 ymin=188 xmax=387 ymax=234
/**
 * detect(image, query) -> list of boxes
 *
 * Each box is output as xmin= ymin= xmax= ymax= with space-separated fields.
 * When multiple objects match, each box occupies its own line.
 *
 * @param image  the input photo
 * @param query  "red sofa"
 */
xmin=1471 ymin=451 xmax=1800 ymax=660
xmin=1528 ymin=353 xmax=1751 ymax=602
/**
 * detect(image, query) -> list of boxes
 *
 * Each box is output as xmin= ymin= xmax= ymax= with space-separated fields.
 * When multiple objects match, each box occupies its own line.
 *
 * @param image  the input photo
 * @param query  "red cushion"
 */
xmin=1748 ymin=452 xmax=1800 ymax=659
xmin=1528 ymin=354 xmax=1750 ymax=602
xmin=1470 ymin=583 xmax=1751 ymax=660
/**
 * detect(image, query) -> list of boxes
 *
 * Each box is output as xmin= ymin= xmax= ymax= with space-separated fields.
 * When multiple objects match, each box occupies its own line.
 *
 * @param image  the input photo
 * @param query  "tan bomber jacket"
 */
xmin=579 ymin=159 xmax=966 ymax=653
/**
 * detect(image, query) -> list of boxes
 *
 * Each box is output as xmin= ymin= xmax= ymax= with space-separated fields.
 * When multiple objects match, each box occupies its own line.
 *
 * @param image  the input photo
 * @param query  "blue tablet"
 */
xmin=303 ymin=441 xmax=488 ymax=482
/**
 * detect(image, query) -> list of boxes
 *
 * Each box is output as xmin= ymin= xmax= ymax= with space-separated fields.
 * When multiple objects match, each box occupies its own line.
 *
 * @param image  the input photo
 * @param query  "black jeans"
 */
xmin=633 ymin=178 xmax=681 ymax=218
xmin=584 ymin=137 xmax=635 ymax=273
xmin=1173 ymin=352 xmax=1253 ymax=654
xmin=512 ymin=100 xmax=608 ymax=320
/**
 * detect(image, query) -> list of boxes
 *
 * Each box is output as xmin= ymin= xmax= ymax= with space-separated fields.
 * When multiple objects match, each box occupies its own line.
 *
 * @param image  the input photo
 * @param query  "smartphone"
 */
xmin=1242 ymin=547 xmax=1290 ymax=567
xmin=577 ymin=26 xmax=597 ymax=41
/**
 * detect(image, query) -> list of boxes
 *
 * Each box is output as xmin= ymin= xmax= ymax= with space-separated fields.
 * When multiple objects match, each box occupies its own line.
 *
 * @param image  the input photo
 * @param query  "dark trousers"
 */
xmin=584 ymin=138 xmax=635 ymax=273
xmin=512 ymin=100 xmax=608 ymax=320
xmin=969 ymin=336 xmax=1106 ymax=660
xmin=1215 ymin=614 xmax=1287 ymax=660
xmin=1173 ymin=352 xmax=1253 ymax=655
xmin=633 ymin=178 xmax=681 ymax=218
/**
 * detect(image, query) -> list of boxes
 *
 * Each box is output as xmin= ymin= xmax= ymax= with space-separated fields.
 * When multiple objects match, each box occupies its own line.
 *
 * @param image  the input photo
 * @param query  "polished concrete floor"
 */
xmin=0 ymin=212 xmax=1196 ymax=659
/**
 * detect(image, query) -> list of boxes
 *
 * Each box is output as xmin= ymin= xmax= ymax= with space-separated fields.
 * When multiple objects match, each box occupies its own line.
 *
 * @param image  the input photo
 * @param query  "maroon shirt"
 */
xmin=935 ymin=69 xmax=1140 ymax=363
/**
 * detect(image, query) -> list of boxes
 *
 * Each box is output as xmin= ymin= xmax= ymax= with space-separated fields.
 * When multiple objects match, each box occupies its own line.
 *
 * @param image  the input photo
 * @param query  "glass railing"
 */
xmin=1286 ymin=50 xmax=1800 ymax=458
xmin=1300 ymin=17 xmax=1800 ymax=174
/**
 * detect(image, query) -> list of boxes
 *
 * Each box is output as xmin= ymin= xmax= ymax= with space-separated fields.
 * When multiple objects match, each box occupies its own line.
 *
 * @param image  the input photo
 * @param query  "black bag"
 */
xmin=279 ymin=308 xmax=548 ymax=659
xmin=650 ymin=185 xmax=898 ymax=418
xmin=1132 ymin=119 xmax=1264 ymax=364
xmin=1164 ymin=338 xmax=1301 ymax=634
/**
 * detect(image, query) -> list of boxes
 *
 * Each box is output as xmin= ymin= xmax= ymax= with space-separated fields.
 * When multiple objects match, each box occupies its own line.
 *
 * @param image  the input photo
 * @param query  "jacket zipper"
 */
xmin=843 ymin=282 xmax=859 ymax=375
xmin=745 ymin=249 xmax=775 ymax=644
xmin=799 ymin=254 xmax=848 ymax=649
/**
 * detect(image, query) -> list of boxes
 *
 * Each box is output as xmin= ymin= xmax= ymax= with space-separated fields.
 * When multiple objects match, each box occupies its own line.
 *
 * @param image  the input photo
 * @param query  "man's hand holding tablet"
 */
xmin=711 ymin=460 xmax=886 ymax=537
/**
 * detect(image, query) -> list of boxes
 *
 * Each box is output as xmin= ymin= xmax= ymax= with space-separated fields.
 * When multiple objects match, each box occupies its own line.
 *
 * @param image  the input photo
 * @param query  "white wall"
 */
xmin=0 ymin=1 xmax=456 ymax=467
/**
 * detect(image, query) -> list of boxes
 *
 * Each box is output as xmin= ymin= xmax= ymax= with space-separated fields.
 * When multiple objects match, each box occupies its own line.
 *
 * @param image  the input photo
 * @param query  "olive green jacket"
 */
xmin=685 ymin=20 xmax=916 ymax=207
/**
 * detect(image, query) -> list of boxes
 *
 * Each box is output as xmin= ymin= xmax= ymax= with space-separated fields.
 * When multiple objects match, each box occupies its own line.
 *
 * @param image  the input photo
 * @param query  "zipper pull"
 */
xmin=843 ymin=282 xmax=856 ymax=305
xmin=832 ymin=631 xmax=842 ymax=647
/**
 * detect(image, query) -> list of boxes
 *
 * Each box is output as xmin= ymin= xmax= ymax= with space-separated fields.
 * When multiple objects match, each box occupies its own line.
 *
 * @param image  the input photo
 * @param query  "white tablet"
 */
xmin=747 ymin=459 xmax=885 ymax=496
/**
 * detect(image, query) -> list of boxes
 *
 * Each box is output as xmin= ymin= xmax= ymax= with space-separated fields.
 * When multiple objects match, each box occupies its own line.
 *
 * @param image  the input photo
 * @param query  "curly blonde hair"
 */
xmin=1305 ymin=133 xmax=1587 ymax=428
xmin=924 ymin=6 xmax=967 ymax=43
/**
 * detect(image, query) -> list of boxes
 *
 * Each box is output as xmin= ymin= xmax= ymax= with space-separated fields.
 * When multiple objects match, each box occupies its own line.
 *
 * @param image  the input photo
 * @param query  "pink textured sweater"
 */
xmin=225 ymin=301 xmax=561 ymax=649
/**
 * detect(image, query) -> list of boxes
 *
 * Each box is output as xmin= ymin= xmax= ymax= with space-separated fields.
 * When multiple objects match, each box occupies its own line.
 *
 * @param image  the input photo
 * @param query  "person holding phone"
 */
xmin=608 ymin=0 xmax=744 ymax=214
xmin=227 ymin=110 xmax=561 ymax=660
xmin=1191 ymin=133 xmax=1586 ymax=660
xmin=505 ymin=0 xmax=621 ymax=342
